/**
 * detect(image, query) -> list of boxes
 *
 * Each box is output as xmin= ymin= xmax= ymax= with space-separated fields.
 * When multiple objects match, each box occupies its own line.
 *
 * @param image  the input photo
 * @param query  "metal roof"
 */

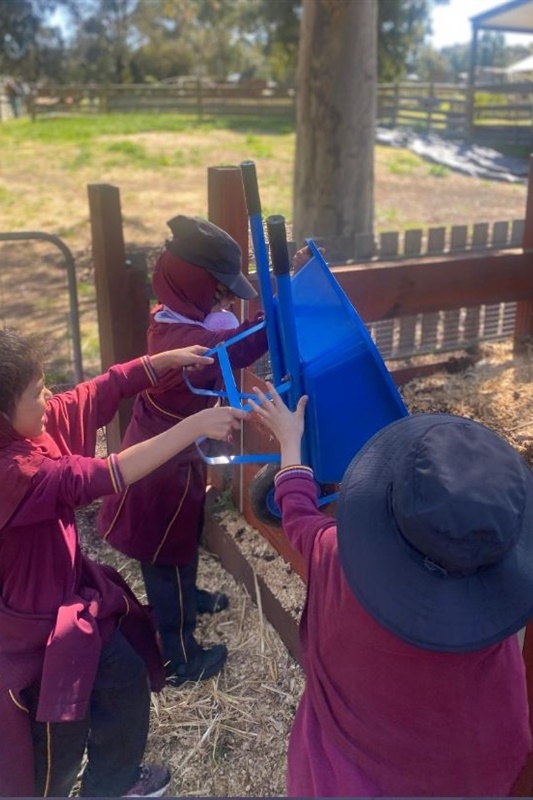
xmin=471 ymin=0 xmax=533 ymax=34
xmin=507 ymin=52 xmax=533 ymax=71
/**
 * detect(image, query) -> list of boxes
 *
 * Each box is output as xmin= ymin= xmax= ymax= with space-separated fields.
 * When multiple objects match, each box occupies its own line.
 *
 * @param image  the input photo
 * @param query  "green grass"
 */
xmin=427 ymin=164 xmax=450 ymax=178
xmin=0 ymin=112 xmax=293 ymax=145
xmin=243 ymin=133 xmax=275 ymax=159
xmin=0 ymin=185 xmax=16 ymax=205
xmin=387 ymin=151 xmax=422 ymax=175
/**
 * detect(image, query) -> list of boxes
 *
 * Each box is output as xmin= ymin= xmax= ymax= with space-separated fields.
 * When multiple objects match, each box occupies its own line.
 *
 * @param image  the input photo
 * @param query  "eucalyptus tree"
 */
xmin=0 ymin=0 xmax=65 ymax=79
xmin=293 ymin=0 xmax=377 ymax=246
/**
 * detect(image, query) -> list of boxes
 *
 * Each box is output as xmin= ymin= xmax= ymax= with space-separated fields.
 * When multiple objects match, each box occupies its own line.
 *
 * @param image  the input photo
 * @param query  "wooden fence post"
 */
xmin=207 ymin=166 xmax=249 ymax=268
xmin=88 ymin=183 xmax=150 ymax=453
xmin=207 ymin=166 xmax=250 ymax=506
xmin=513 ymin=155 xmax=533 ymax=353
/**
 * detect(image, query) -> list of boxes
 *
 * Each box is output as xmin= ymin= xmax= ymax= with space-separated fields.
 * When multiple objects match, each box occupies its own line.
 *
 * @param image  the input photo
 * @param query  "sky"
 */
xmin=429 ymin=0 xmax=533 ymax=49
xmin=49 ymin=0 xmax=532 ymax=52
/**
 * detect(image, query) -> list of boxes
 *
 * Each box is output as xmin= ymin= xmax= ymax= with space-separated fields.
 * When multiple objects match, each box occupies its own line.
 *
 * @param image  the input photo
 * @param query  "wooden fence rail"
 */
xmin=11 ymin=80 xmax=532 ymax=148
xmin=26 ymin=82 xmax=296 ymax=121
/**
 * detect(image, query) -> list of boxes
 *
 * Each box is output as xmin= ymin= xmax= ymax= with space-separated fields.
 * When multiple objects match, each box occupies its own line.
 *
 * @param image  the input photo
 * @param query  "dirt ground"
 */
xmin=0 ymin=129 xmax=529 ymax=251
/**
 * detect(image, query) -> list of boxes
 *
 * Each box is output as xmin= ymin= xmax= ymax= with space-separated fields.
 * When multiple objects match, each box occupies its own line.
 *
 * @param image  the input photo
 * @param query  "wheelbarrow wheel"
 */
xmin=250 ymin=467 xmax=339 ymax=527
xmin=249 ymin=464 xmax=282 ymax=526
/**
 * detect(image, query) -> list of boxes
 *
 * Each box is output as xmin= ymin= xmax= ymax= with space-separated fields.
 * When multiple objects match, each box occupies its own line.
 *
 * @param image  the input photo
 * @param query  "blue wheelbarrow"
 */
xmin=186 ymin=160 xmax=408 ymax=523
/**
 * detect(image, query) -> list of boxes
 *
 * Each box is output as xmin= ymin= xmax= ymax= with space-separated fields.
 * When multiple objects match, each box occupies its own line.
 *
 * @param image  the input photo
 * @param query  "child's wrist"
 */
xmin=280 ymin=440 xmax=302 ymax=467
xmin=148 ymin=352 xmax=167 ymax=375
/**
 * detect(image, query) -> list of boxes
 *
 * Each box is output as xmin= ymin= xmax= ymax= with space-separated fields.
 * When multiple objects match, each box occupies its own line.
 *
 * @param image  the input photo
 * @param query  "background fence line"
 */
xmin=2 ymin=80 xmax=531 ymax=149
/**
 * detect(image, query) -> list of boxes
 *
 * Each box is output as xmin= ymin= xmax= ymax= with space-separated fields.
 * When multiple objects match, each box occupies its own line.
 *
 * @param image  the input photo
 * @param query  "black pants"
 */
xmin=141 ymin=552 xmax=199 ymax=668
xmin=141 ymin=509 xmax=205 ymax=669
xmin=24 ymin=630 xmax=150 ymax=797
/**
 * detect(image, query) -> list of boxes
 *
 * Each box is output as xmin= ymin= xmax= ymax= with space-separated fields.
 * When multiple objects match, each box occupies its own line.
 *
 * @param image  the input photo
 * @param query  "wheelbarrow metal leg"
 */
xmin=240 ymin=160 xmax=284 ymax=385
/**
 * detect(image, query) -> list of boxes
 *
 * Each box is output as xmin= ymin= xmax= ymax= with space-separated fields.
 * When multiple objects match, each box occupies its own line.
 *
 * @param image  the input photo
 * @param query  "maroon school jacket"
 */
xmin=0 ymin=358 xmax=166 ymax=797
xmin=97 ymin=252 xmax=268 ymax=565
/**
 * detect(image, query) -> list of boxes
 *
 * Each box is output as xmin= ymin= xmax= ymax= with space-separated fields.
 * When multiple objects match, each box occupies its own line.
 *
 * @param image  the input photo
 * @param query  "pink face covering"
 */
xmin=203 ymin=310 xmax=240 ymax=331
xmin=152 ymin=250 xmax=218 ymax=322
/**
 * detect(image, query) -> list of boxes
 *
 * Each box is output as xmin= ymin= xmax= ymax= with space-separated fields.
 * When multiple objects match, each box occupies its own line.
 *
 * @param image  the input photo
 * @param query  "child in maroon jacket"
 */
xmin=0 ymin=328 xmax=245 ymax=798
xmin=97 ymin=215 xmax=270 ymax=687
xmin=98 ymin=216 xmax=313 ymax=687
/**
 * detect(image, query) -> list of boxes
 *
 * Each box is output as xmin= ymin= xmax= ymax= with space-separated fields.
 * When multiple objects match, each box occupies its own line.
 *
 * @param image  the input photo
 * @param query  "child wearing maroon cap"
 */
xmin=0 ymin=328 xmax=245 ymax=797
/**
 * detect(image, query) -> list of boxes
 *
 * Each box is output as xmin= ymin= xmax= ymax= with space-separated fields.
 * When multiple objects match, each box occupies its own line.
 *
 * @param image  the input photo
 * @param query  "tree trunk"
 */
xmin=293 ymin=0 xmax=377 ymax=247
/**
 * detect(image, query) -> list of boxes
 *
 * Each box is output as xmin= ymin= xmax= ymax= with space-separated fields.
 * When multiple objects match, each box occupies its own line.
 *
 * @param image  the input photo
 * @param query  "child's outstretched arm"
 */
xmin=149 ymin=345 xmax=214 ymax=374
xmin=249 ymin=382 xmax=333 ymax=561
xmin=249 ymin=381 xmax=308 ymax=468
xmin=45 ymin=345 xmax=216 ymax=456
xmin=116 ymin=405 xmax=246 ymax=485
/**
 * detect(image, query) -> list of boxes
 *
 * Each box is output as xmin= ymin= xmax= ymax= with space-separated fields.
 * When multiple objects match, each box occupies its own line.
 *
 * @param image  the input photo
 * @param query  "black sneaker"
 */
xmin=196 ymin=587 xmax=229 ymax=614
xmin=166 ymin=643 xmax=228 ymax=687
xmin=123 ymin=764 xmax=171 ymax=797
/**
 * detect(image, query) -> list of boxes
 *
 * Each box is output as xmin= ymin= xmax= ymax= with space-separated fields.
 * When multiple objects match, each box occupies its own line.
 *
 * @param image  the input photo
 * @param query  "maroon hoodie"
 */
xmin=97 ymin=250 xmax=268 ymax=565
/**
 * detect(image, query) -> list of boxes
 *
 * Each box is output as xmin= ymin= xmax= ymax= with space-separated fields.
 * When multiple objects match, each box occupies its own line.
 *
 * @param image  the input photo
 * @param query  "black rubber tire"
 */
xmin=249 ymin=463 xmax=282 ymax=526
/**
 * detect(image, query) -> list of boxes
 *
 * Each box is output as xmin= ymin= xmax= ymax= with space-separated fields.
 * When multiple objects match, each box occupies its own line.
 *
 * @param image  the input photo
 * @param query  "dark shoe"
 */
xmin=123 ymin=764 xmax=171 ymax=797
xmin=166 ymin=643 xmax=228 ymax=687
xmin=196 ymin=587 xmax=229 ymax=614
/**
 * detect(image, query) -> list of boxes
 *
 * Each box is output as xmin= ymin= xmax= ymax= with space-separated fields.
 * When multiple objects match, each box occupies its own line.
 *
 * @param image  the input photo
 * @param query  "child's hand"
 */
xmin=249 ymin=382 xmax=307 ymax=466
xmin=151 ymin=346 xmax=214 ymax=375
xmin=194 ymin=406 xmax=248 ymax=442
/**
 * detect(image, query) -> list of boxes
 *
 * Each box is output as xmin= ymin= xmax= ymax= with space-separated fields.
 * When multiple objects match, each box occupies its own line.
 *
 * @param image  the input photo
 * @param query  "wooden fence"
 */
xmin=27 ymin=82 xmax=295 ymax=120
xmin=19 ymin=80 xmax=533 ymax=148
xmin=378 ymin=80 xmax=533 ymax=147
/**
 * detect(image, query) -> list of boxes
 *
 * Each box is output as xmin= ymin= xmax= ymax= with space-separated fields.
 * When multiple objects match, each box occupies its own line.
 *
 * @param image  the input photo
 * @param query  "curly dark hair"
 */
xmin=0 ymin=329 xmax=45 ymax=418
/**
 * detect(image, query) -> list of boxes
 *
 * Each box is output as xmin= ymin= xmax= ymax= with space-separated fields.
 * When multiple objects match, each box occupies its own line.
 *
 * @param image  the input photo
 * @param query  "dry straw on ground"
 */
xmin=77 ymin=338 xmax=533 ymax=797
xmin=79 ymin=496 xmax=305 ymax=798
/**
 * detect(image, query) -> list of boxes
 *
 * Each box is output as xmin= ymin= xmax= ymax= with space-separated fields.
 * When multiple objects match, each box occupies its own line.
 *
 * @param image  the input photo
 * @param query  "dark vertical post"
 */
xmin=392 ymin=83 xmax=399 ymax=128
xmin=207 ymin=166 xmax=250 ymax=509
xmin=513 ymin=155 xmax=533 ymax=352
xmin=466 ymin=26 xmax=478 ymax=141
xmin=426 ymin=82 xmax=433 ymax=133
xmin=87 ymin=183 xmax=150 ymax=452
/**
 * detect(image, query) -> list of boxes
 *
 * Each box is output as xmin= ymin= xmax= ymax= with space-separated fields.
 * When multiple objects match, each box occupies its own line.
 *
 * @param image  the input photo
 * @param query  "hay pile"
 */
xmin=400 ymin=340 xmax=533 ymax=465
xmin=78 ymin=338 xmax=533 ymax=796
xmin=78 ymin=503 xmax=305 ymax=798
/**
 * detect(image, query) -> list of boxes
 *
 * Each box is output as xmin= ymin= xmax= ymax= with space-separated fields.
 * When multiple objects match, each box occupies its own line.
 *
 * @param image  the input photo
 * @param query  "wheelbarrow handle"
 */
xmin=267 ymin=215 xmax=291 ymax=276
xmin=240 ymin=160 xmax=262 ymax=216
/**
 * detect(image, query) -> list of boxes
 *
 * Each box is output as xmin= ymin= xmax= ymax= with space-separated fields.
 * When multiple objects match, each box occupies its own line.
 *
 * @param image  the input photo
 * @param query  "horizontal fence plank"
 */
xmin=329 ymin=252 xmax=533 ymax=323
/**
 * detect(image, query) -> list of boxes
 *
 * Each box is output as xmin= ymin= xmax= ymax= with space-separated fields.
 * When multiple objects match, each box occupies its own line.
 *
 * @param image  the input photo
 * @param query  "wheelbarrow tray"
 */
xmin=289 ymin=247 xmax=408 ymax=484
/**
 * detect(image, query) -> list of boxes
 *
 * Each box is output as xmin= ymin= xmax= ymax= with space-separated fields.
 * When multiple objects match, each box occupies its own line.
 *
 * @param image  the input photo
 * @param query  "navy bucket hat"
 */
xmin=165 ymin=215 xmax=257 ymax=300
xmin=337 ymin=413 xmax=533 ymax=653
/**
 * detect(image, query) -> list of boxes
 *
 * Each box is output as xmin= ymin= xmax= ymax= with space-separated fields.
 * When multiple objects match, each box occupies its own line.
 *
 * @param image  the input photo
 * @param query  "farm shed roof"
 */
xmin=471 ymin=0 xmax=533 ymax=35
xmin=507 ymin=53 xmax=533 ymax=73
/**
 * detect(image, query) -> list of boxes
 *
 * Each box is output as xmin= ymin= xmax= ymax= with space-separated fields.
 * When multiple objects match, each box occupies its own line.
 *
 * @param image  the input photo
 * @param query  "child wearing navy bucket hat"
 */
xmin=250 ymin=382 xmax=533 ymax=797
